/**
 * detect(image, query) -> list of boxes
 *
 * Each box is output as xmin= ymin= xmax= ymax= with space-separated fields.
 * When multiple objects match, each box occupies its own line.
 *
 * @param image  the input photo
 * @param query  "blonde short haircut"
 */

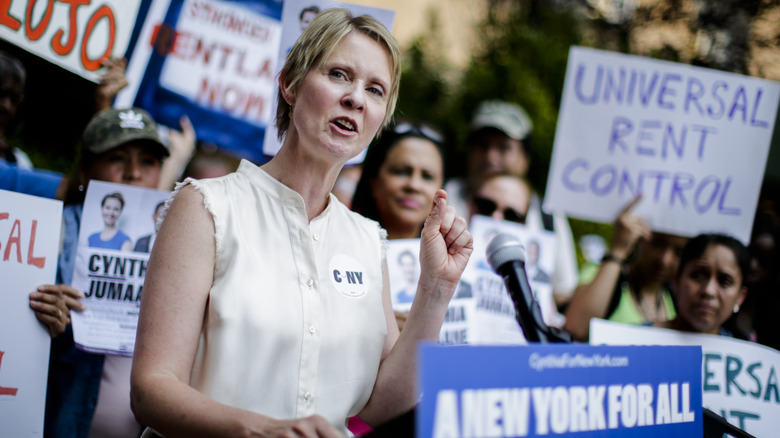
xmin=275 ymin=8 xmax=402 ymax=140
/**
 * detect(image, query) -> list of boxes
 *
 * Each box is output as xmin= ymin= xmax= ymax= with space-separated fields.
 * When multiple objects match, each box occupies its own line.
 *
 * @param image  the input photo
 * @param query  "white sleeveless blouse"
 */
xmin=181 ymin=161 xmax=387 ymax=434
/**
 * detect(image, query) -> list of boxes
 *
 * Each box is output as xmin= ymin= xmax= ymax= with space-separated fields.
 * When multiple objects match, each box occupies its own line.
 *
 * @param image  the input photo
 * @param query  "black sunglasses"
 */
xmin=473 ymin=196 xmax=526 ymax=224
xmin=393 ymin=122 xmax=443 ymax=144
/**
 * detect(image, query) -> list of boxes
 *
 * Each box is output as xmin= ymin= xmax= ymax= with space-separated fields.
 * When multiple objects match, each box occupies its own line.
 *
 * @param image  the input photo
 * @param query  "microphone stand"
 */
xmin=498 ymin=266 xmax=572 ymax=344
xmin=703 ymin=408 xmax=757 ymax=438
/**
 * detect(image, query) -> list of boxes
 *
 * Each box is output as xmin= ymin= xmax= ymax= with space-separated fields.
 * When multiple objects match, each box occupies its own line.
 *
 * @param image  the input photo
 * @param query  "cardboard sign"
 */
xmin=69 ymin=180 xmax=169 ymax=355
xmin=590 ymin=318 xmax=780 ymax=437
xmin=543 ymin=46 xmax=780 ymax=243
xmin=0 ymin=189 xmax=62 ymax=437
xmin=0 ymin=0 xmax=144 ymax=81
xmin=418 ymin=343 xmax=703 ymax=437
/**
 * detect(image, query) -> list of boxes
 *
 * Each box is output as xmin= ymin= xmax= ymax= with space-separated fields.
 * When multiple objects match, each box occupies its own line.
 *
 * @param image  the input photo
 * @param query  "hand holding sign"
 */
xmin=94 ymin=57 xmax=129 ymax=112
xmin=610 ymin=195 xmax=652 ymax=260
xmin=28 ymin=284 xmax=85 ymax=338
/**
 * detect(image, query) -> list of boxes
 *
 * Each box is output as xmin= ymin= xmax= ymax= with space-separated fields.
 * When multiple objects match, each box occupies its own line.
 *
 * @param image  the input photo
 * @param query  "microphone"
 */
xmin=486 ymin=233 xmax=571 ymax=343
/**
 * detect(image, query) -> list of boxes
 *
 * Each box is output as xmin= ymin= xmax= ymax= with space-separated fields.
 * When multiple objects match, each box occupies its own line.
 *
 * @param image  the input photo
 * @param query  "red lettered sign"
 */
xmin=0 ymin=189 xmax=62 ymax=437
xmin=0 ymin=0 xmax=144 ymax=81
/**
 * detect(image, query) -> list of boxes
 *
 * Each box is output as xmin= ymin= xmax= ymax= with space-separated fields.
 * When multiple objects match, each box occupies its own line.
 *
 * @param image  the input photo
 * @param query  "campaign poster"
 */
xmin=387 ymin=238 xmax=421 ymax=312
xmin=69 ymin=180 xmax=169 ymax=356
xmin=590 ymin=318 xmax=780 ymax=437
xmin=0 ymin=0 xmax=144 ymax=81
xmin=543 ymin=46 xmax=780 ymax=243
xmin=261 ymin=0 xmax=395 ymax=165
xmin=115 ymin=0 xmax=284 ymax=162
xmin=0 ymin=189 xmax=62 ymax=437
xmin=448 ymin=215 xmax=559 ymax=346
xmin=418 ymin=343 xmax=703 ymax=437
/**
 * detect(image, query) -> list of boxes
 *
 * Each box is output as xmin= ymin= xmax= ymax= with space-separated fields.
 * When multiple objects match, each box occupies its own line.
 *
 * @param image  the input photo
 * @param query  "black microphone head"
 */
xmin=486 ymin=233 xmax=526 ymax=273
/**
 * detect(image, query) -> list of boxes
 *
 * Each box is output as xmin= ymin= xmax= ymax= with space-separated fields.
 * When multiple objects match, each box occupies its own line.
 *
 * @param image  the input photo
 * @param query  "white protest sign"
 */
xmin=0 ymin=0 xmax=143 ymax=81
xmin=544 ymin=46 xmax=780 ymax=243
xmin=157 ymin=0 xmax=281 ymax=126
xmin=590 ymin=318 xmax=780 ymax=437
xmin=0 ymin=189 xmax=62 ymax=437
xmin=115 ymin=0 xmax=284 ymax=161
xmin=438 ymin=215 xmax=559 ymax=346
xmin=70 ymin=180 xmax=169 ymax=356
xmin=262 ymin=0 xmax=395 ymax=163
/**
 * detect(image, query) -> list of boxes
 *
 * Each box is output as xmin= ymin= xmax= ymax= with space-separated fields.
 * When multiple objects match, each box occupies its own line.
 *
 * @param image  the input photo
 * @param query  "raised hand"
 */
xmin=94 ymin=57 xmax=129 ymax=112
xmin=419 ymin=189 xmax=473 ymax=291
xmin=611 ymin=195 xmax=651 ymax=260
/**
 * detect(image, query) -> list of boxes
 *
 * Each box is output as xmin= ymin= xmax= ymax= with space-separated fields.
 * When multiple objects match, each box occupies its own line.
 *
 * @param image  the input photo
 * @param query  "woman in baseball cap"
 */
xmin=29 ymin=107 xmax=169 ymax=438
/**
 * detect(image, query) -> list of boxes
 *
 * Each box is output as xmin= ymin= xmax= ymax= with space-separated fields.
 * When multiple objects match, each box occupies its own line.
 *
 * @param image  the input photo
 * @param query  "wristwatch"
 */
xmin=601 ymin=252 xmax=624 ymax=264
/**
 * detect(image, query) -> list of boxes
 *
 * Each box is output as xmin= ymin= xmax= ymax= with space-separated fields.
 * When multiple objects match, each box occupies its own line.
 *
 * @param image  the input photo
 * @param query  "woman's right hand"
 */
xmin=257 ymin=415 xmax=343 ymax=438
xmin=29 ymin=284 xmax=86 ymax=338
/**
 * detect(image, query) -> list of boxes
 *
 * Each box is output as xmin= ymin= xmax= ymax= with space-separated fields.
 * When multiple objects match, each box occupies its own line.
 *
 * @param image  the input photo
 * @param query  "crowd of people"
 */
xmin=2 ymin=6 xmax=778 ymax=438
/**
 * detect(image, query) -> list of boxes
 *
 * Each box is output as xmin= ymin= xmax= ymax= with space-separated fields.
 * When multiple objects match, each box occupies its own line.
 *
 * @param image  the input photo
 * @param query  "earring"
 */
xmin=289 ymin=105 xmax=294 ymax=119
xmin=733 ymin=304 xmax=740 ymax=313
xmin=78 ymin=184 xmax=85 ymax=192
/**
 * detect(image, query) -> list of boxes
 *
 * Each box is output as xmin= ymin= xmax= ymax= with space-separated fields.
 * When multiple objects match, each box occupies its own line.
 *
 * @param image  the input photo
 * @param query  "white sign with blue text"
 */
xmin=544 ymin=46 xmax=780 ymax=243
xmin=418 ymin=344 xmax=702 ymax=437
xmin=590 ymin=318 xmax=780 ymax=438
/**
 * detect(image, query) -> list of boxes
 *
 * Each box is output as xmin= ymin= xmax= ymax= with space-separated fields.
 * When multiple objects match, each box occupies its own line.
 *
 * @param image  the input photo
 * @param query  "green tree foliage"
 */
xmin=398 ymin=0 xmax=582 ymax=192
xmin=396 ymin=0 xmax=604 ymax=264
xmin=456 ymin=0 xmax=581 ymax=194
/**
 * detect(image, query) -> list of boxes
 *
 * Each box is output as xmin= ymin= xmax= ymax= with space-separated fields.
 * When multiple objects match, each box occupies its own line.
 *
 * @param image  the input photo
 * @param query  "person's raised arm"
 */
xmin=130 ymin=184 xmax=341 ymax=438
xmin=157 ymin=116 xmax=196 ymax=192
xmin=358 ymin=189 xmax=473 ymax=426
xmin=563 ymin=196 xmax=650 ymax=341
xmin=93 ymin=57 xmax=128 ymax=113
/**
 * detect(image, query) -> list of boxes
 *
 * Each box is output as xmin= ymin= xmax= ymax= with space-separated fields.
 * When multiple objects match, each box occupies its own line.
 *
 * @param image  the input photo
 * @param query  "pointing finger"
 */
xmin=620 ymin=194 xmax=643 ymax=216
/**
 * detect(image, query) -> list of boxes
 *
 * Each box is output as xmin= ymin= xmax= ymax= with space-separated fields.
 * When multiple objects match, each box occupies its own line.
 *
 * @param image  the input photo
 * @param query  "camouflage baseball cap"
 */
xmin=82 ymin=107 xmax=169 ymax=157
xmin=469 ymin=100 xmax=533 ymax=141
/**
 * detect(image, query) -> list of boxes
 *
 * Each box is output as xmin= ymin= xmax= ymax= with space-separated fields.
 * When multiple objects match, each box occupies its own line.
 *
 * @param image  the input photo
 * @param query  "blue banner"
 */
xmin=418 ymin=344 xmax=702 ymax=437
